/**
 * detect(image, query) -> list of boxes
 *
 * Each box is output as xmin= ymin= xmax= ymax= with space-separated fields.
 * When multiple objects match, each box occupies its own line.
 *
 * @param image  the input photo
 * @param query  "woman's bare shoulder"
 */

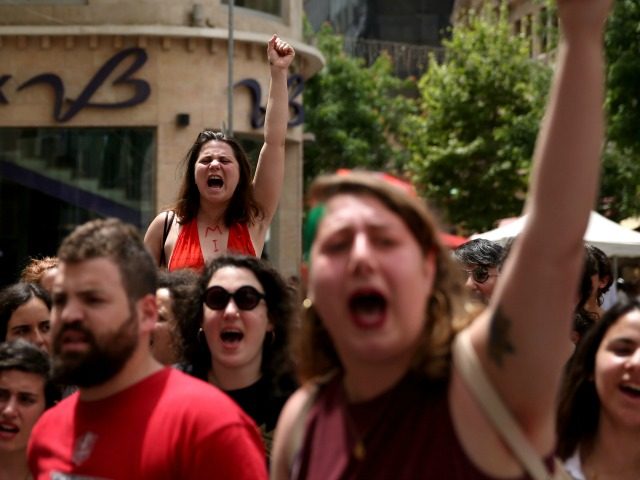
xmin=271 ymin=383 xmax=319 ymax=480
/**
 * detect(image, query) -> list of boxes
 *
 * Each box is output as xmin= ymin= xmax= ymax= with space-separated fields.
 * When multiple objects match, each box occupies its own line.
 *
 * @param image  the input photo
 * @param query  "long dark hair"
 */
xmin=556 ymin=296 xmax=640 ymax=459
xmin=173 ymin=129 xmax=263 ymax=227
xmin=572 ymin=245 xmax=601 ymax=342
xmin=177 ymin=254 xmax=296 ymax=394
xmin=0 ymin=283 xmax=51 ymax=342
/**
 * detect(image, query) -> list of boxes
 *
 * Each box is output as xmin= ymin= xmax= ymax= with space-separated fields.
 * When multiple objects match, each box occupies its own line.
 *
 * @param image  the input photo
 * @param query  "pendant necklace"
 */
xmin=341 ymin=382 xmax=398 ymax=462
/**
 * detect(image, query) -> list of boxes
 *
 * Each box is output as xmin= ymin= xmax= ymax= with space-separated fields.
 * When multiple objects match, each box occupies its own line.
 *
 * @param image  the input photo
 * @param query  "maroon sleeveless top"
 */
xmin=294 ymin=373 xmax=537 ymax=480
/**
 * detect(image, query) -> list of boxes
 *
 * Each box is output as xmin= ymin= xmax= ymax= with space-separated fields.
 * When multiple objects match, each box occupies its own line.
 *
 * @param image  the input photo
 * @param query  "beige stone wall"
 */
xmin=451 ymin=0 xmax=555 ymax=59
xmin=0 ymin=0 xmax=322 ymax=278
xmin=0 ymin=1 xmax=303 ymax=39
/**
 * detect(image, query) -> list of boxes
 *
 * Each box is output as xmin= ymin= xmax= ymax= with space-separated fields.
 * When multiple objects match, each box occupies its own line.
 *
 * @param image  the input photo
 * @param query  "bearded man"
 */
xmin=28 ymin=218 xmax=266 ymax=479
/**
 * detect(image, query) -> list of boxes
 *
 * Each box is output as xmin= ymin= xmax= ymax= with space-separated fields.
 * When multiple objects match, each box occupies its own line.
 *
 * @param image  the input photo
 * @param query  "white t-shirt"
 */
xmin=564 ymin=450 xmax=586 ymax=480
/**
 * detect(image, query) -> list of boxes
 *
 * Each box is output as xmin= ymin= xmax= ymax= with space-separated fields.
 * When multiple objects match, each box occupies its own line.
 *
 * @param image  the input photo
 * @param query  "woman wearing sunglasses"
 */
xmin=177 ymin=254 xmax=297 ymax=461
xmin=271 ymin=2 xmax=612 ymax=479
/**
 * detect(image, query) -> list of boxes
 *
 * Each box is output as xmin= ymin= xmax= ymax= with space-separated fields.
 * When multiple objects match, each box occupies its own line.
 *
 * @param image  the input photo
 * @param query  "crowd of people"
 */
xmin=1 ymin=2 xmax=638 ymax=479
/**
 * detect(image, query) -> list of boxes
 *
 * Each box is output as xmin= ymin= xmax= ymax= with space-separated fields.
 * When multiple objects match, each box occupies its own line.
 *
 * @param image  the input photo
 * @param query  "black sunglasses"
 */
xmin=204 ymin=285 xmax=265 ymax=311
xmin=464 ymin=266 xmax=497 ymax=284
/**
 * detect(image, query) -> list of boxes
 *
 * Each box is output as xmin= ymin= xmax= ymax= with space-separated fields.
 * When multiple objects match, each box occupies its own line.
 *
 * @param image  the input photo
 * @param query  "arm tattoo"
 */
xmin=488 ymin=305 xmax=516 ymax=367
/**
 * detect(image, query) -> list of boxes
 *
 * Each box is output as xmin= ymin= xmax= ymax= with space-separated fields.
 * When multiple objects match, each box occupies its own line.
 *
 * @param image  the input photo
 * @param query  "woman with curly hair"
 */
xmin=178 ymin=254 xmax=297 ymax=459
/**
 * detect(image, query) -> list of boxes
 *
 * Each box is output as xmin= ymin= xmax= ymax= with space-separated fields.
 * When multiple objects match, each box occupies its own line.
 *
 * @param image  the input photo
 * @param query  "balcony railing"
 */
xmin=343 ymin=37 xmax=444 ymax=78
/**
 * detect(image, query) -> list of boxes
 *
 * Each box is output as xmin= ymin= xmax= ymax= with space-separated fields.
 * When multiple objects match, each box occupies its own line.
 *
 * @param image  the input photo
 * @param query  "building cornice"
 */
xmin=0 ymin=24 xmax=325 ymax=77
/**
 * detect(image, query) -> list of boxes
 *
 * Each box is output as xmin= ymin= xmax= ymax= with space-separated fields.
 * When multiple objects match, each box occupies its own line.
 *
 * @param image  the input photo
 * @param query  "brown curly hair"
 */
xmin=294 ymin=172 xmax=475 ymax=384
xmin=20 ymin=257 xmax=59 ymax=284
xmin=178 ymin=254 xmax=297 ymax=395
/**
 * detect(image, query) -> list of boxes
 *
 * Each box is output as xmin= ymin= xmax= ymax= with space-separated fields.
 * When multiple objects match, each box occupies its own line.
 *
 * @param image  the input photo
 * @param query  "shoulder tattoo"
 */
xmin=488 ymin=305 xmax=516 ymax=367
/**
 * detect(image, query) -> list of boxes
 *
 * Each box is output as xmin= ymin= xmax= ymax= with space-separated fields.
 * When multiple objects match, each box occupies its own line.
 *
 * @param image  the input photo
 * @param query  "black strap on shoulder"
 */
xmin=159 ymin=211 xmax=175 ymax=268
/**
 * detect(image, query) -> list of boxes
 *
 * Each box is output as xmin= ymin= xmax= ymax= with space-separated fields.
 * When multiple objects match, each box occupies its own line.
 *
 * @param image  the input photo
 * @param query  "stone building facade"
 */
xmin=452 ymin=0 xmax=557 ymax=58
xmin=0 ymin=0 xmax=323 ymax=284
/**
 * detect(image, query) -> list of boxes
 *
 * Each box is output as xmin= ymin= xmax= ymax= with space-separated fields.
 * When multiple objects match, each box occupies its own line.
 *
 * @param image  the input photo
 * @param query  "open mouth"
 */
xmin=620 ymin=383 xmax=640 ymax=398
xmin=207 ymin=176 xmax=224 ymax=188
xmin=220 ymin=329 xmax=244 ymax=344
xmin=0 ymin=423 xmax=18 ymax=434
xmin=61 ymin=330 xmax=89 ymax=344
xmin=348 ymin=291 xmax=387 ymax=328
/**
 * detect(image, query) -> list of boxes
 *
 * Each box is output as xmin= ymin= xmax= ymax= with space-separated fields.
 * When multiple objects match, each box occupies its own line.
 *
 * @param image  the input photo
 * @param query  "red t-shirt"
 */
xmin=28 ymin=368 xmax=267 ymax=479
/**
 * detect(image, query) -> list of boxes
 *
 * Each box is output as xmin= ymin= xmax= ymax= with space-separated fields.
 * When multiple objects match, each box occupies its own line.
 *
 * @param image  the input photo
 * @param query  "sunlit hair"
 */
xmin=0 ymin=282 xmax=51 ymax=342
xmin=557 ymin=297 xmax=640 ymax=459
xmin=296 ymin=172 xmax=473 ymax=383
xmin=57 ymin=218 xmax=157 ymax=303
xmin=0 ymin=340 xmax=58 ymax=407
xmin=20 ymin=256 xmax=59 ymax=284
xmin=178 ymin=254 xmax=296 ymax=393
xmin=173 ymin=129 xmax=263 ymax=227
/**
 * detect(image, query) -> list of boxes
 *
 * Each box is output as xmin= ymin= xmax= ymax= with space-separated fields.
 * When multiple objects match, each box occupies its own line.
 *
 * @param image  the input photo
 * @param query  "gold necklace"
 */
xmin=341 ymin=382 xmax=399 ymax=462
xmin=342 ymin=403 xmax=368 ymax=461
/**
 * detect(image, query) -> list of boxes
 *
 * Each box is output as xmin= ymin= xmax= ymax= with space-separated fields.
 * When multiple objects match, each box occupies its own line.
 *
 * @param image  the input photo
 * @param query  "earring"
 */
xmin=266 ymin=330 xmax=276 ymax=346
xmin=197 ymin=327 xmax=206 ymax=345
xmin=302 ymin=298 xmax=313 ymax=309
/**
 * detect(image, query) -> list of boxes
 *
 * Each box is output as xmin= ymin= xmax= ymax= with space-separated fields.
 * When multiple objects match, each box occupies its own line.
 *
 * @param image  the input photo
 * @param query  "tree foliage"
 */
xmin=302 ymin=23 xmax=415 ymax=188
xmin=302 ymin=3 xmax=640 ymax=229
xmin=600 ymin=0 xmax=640 ymax=220
xmin=403 ymin=4 xmax=551 ymax=233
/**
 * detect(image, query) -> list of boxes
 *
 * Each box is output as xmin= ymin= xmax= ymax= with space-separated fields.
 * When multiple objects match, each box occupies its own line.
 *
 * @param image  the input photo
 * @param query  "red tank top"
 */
xmin=168 ymin=218 xmax=256 ymax=271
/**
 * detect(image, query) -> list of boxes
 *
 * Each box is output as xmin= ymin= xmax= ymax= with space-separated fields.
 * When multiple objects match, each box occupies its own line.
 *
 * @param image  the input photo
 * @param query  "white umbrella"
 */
xmin=472 ymin=211 xmax=640 ymax=257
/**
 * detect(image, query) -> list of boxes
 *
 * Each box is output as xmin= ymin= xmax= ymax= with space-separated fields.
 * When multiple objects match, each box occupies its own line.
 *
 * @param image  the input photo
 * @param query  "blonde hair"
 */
xmin=294 ymin=172 xmax=475 ymax=383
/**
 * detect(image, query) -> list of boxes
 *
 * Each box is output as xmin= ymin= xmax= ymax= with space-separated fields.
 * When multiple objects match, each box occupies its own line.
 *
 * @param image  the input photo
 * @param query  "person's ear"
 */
xmin=138 ymin=294 xmax=158 ymax=335
xmin=422 ymin=249 xmax=437 ymax=292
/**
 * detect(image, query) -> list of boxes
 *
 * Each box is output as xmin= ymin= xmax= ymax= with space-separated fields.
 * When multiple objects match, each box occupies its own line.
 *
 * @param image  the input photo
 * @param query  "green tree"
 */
xmin=404 ymin=4 xmax=551 ymax=233
xmin=600 ymin=0 xmax=640 ymax=220
xmin=302 ymin=24 xmax=414 ymax=187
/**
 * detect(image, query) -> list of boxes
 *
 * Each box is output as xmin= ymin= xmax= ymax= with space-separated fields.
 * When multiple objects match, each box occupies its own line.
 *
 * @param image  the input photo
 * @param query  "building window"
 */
xmin=0 ymin=127 xmax=155 ymax=286
xmin=525 ymin=13 xmax=533 ymax=53
xmin=221 ymin=0 xmax=281 ymax=17
xmin=514 ymin=18 xmax=522 ymax=36
xmin=538 ymin=7 xmax=549 ymax=53
xmin=0 ymin=0 xmax=88 ymax=4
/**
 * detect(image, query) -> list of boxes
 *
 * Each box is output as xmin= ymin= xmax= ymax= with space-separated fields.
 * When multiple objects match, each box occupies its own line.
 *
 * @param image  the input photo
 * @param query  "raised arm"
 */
xmin=252 ymin=34 xmax=295 ymax=225
xmin=463 ymin=0 xmax=612 ymax=452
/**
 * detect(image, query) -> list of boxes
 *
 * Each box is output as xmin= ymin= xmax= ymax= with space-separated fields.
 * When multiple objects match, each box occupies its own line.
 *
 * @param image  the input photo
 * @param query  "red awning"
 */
xmin=439 ymin=232 xmax=468 ymax=248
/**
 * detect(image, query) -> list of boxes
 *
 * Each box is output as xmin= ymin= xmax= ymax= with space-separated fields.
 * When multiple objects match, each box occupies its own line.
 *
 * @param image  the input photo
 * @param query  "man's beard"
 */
xmin=51 ymin=310 xmax=139 ymax=388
